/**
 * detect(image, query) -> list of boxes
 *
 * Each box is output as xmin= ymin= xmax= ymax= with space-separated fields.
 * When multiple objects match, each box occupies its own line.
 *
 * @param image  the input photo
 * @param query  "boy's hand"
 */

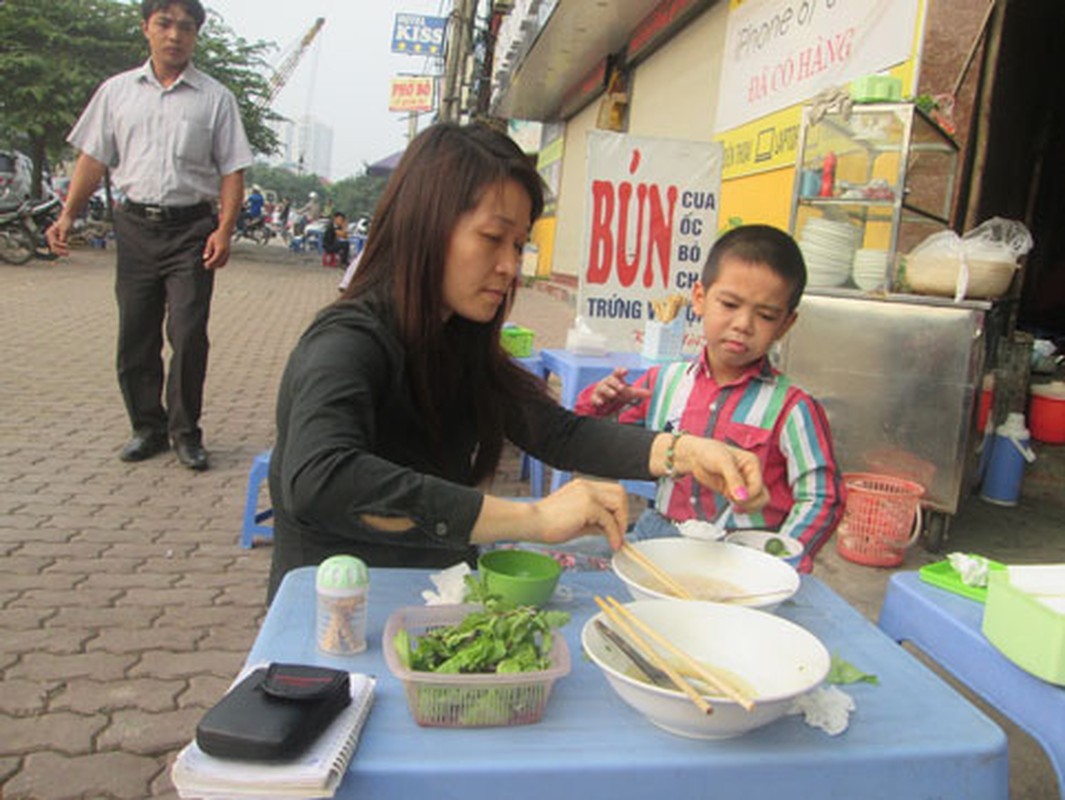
xmin=589 ymin=367 xmax=651 ymax=416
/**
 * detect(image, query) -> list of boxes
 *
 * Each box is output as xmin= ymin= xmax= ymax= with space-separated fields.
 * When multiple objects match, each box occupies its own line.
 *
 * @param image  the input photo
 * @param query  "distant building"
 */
xmin=267 ymin=115 xmax=334 ymax=178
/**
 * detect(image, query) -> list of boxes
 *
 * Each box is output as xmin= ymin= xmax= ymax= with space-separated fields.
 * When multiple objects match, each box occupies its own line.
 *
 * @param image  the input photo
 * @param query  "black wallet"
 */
xmin=196 ymin=663 xmax=351 ymax=761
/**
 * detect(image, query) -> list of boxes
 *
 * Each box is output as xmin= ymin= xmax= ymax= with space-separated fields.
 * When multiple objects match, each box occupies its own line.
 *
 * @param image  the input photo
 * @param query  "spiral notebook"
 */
xmin=171 ymin=664 xmax=375 ymax=799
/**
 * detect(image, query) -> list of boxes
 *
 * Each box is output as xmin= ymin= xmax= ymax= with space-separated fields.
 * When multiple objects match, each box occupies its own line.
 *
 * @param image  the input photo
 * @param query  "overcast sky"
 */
xmin=203 ymin=0 xmax=450 ymax=180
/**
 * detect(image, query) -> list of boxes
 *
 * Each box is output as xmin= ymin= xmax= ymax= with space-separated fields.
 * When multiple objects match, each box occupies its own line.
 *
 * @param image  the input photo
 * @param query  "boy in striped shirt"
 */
xmin=576 ymin=224 xmax=844 ymax=573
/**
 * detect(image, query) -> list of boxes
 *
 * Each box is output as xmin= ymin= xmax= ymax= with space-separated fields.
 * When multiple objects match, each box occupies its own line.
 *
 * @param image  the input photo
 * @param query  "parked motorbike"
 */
xmin=233 ymin=212 xmax=274 ymax=245
xmin=0 ymin=196 xmax=61 ymax=265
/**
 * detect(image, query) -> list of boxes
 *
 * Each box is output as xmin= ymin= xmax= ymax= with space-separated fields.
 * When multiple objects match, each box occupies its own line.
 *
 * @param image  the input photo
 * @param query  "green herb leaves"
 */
xmin=392 ymin=575 xmax=570 ymax=676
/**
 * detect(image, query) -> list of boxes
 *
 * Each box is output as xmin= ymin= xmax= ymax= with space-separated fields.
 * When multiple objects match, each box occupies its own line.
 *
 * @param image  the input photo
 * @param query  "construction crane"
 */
xmin=254 ymin=17 xmax=325 ymax=112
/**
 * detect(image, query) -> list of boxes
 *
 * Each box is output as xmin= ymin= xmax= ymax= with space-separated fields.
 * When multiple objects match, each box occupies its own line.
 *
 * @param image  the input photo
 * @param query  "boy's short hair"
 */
xmin=701 ymin=224 xmax=807 ymax=312
xmin=141 ymin=0 xmax=206 ymax=29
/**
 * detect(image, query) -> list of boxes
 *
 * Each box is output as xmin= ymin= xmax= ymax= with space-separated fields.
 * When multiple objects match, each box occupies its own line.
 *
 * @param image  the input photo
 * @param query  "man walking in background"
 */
xmin=47 ymin=0 xmax=253 ymax=471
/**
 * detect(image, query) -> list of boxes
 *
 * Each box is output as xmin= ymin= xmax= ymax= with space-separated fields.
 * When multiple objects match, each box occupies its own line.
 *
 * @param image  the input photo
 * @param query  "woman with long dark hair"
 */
xmin=267 ymin=122 xmax=766 ymax=601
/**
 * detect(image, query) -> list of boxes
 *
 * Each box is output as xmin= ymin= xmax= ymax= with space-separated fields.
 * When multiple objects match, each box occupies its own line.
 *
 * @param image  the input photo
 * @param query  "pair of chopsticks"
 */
xmin=594 ymin=595 xmax=756 ymax=713
xmin=621 ymin=544 xmax=694 ymax=599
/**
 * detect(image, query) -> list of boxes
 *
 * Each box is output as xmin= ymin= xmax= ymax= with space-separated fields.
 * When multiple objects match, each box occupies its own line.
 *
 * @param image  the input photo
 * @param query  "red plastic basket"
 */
xmin=836 ymin=472 xmax=925 ymax=567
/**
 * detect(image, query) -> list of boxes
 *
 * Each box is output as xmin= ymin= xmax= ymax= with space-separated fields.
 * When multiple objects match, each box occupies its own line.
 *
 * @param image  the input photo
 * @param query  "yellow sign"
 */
xmin=389 ymin=77 xmax=435 ymax=113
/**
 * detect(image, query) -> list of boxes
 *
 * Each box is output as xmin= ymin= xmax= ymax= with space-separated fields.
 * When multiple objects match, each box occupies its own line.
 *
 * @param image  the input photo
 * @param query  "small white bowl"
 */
xmin=582 ymin=599 xmax=830 ymax=739
xmin=612 ymin=538 xmax=800 ymax=612
xmin=724 ymin=530 xmax=804 ymax=564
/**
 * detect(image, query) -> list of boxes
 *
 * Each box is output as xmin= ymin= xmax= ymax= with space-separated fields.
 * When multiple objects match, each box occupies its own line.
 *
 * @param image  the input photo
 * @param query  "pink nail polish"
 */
xmin=734 ymin=487 xmax=749 ymax=501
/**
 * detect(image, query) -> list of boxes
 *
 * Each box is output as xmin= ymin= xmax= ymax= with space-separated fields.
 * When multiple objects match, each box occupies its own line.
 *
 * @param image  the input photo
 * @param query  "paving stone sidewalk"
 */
xmin=1 ymin=243 xmax=1060 ymax=799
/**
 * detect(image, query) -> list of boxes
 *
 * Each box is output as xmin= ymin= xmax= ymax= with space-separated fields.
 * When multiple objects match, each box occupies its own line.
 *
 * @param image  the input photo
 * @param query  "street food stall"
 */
xmin=782 ymin=100 xmax=1029 ymax=549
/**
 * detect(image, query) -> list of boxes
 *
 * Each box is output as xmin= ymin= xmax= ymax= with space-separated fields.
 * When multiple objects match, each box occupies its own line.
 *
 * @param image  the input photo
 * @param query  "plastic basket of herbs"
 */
xmin=383 ymin=597 xmax=571 ymax=728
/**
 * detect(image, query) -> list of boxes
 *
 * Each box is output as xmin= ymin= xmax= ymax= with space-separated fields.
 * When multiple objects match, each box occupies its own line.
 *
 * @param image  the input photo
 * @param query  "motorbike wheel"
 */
xmin=0 ymin=227 xmax=35 ymax=265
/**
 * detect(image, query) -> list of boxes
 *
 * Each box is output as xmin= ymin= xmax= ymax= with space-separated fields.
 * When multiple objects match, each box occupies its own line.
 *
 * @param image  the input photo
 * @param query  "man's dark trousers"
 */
xmin=112 ymin=209 xmax=216 ymax=445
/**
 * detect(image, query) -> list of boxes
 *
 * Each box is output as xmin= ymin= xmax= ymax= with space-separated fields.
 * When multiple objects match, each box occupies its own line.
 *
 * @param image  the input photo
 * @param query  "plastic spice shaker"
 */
xmin=316 ymin=555 xmax=369 ymax=654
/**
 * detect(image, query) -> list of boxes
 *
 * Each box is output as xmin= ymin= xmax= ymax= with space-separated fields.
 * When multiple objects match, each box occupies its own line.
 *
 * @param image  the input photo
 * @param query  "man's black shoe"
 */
xmin=119 ymin=433 xmax=170 ymax=462
xmin=174 ymin=439 xmax=209 ymax=471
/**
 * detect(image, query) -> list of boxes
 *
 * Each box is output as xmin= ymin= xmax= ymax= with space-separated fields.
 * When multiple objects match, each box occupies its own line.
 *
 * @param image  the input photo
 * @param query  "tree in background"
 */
xmin=0 ymin=0 xmax=278 ymax=198
xmin=247 ymin=163 xmax=388 ymax=222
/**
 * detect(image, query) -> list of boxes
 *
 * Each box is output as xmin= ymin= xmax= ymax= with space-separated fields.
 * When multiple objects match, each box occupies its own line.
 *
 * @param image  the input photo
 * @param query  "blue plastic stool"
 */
xmin=241 ymin=450 xmax=274 ymax=548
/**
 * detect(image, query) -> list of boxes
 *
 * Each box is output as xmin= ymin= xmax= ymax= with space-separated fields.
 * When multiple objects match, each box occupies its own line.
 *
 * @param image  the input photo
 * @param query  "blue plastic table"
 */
xmin=248 ymin=567 xmax=1007 ymax=800
xmin=878 ymin=571 xmax=1064 ymax=798
xmin=539 ymin=348 xmax=657 ymax=498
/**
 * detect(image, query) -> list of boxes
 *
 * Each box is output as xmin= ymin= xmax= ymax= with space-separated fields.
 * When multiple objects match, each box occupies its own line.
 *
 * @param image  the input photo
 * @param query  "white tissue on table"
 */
xmin=947 ymin=552 xmax=991 ymax=587
xmin=421 ymin=562 xmax=472 ymax=606
xmin=788 ymin=686 xmax=855 ymax=736
xmin=1008 ymin=564 xmax=1065 ymax=613
xmin=676 ymin=519 xmax=726 ymax=541
xmin=565 ymin=317 xmax=608 ymax=355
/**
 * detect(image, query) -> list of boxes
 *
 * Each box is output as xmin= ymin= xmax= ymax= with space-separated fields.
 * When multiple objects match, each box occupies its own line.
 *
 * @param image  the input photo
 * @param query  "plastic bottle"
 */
xmin=980 ymin=412 xmax=1037 ymax=506
xmin=820 ymin=151 xmax=837 ymax=197
xmin=316 ymin=555 xmax=369 ymax=654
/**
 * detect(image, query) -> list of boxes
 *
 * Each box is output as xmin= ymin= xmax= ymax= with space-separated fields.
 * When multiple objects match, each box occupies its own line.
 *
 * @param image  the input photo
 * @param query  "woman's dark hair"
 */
xmin=701 ymin=224 xmax=807 ymax=312
xmin=340 ymin=122 xmax=547 ymax=482
xmin=141 ymin=0 xmax=206 ymax=29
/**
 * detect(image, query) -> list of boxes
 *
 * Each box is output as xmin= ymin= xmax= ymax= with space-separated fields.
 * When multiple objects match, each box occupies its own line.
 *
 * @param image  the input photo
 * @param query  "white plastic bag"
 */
xmin=907 ymin=217 xmax=1032 ymax=301
xmin=962 ymin=217 xmax=1033 ymax=262
xmin=910 ymin=217 xmax=1033 ymax=265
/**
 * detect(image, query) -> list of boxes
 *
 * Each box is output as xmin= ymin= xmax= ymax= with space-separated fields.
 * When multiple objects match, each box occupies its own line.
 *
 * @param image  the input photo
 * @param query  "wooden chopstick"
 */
xmin=620 ymin=543 xmax=695 ymax=600
xmin=606 ymin=596 xmax=756 ymax=711
xmin=594 ymin=596 xmax=713 ymax=716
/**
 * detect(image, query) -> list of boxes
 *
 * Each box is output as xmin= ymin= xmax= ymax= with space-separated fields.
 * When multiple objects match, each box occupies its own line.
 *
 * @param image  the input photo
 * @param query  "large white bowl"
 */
xmin=581 ymin=599 xmax=830 ymax=739
xmin=613 ymin=538 xmax=800 ymax=612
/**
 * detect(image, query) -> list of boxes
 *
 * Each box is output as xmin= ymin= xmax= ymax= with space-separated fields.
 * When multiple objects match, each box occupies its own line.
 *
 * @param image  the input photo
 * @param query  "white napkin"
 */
xmin=421 ymin=562 xmax=472 ymax=606
xmin=676 ymin=519 xmax=726 ymax=541
xmin=788 ymin=686 xmax=855 ymax=735
xmin=947 ymin=552 xmax=991 ymax=587
xmin=1008 ymin=564 xmax=1065 ymax=613
xmin=565 ymin=317 xmax=608 ymax=355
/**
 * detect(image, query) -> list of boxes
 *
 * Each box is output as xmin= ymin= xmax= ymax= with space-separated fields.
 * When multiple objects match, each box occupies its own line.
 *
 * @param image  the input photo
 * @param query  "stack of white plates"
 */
xmin=798 ymin=218 xmax=859 ymax=287
xmin=852 ymin=248 xmax=890 ymax=291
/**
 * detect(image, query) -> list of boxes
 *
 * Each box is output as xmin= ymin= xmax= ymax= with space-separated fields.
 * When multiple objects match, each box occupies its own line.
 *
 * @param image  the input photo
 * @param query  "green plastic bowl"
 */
xmin=478 ymin=549 xmax=561 ymax=607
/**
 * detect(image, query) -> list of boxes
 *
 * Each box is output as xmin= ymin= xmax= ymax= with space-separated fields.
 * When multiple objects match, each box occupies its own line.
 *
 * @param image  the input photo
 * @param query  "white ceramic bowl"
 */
xmin=612 ymin=538 xmax=800 ymax=612
xmin=724 ymin=530 xmax=804 ymax=564
xmin=581 ymin=599 xmax=830 ymax=739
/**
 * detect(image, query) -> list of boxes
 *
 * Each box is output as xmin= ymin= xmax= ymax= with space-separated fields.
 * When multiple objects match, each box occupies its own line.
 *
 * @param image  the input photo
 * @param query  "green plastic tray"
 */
xmin=918 ymin=558 xmax=1006 ymax=603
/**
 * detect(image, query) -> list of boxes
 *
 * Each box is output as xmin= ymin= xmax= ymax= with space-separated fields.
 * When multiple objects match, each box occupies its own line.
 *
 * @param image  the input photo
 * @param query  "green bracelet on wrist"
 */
xmin=664 ymin=430 xmax=685 ymax=478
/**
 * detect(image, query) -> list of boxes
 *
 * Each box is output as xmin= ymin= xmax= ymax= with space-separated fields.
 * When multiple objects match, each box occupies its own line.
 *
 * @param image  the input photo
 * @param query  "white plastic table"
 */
xmin=248 ymin=566 xmax=1008 ymax=800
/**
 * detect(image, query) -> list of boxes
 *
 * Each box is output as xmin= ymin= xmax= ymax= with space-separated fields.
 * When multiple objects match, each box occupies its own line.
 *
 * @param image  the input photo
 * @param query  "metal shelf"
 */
xmin=788 ymin=101 xmax=960 ymax=264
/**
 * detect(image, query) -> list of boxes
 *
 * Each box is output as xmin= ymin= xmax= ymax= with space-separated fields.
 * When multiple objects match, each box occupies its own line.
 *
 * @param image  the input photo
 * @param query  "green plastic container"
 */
xmin=501 ymin=324 xmax=535 ymax=358
xmin=478 ymin=548 xmax=560 ymax=607
xmin=849 ymin=75 xmax=902 ymax=103
xmin=918 ymin=557 xmax=1005 ymax=603
xmin=982 ymin=568 xmax=1065 ymax=685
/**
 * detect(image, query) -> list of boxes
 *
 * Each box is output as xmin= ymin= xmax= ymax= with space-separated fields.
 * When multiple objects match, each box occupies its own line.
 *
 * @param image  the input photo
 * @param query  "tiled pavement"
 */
xmin=1 ymin=242 xmax=1061 ymax=798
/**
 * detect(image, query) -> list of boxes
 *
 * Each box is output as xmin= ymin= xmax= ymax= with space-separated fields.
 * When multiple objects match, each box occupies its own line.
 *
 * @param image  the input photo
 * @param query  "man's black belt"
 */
xmin=123 ymin=200 xmax=214 ymax=223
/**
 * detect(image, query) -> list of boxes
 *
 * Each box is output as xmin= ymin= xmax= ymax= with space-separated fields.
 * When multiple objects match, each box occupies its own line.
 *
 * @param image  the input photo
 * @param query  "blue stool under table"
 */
xmin=241 ymin=449 xmax=274 ymax=548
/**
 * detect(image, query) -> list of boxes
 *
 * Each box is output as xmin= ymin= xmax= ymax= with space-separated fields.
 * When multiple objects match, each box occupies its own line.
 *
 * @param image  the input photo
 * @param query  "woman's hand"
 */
xmin=530 ymin=478 xmax=629 ymax=549
xmin=473 ymin=479 xmax=629 ymax=551
xmin=588 ymin=367 xmax=651 ymax=415
xmin=653 ymin=433 xmax=768 ymax=512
